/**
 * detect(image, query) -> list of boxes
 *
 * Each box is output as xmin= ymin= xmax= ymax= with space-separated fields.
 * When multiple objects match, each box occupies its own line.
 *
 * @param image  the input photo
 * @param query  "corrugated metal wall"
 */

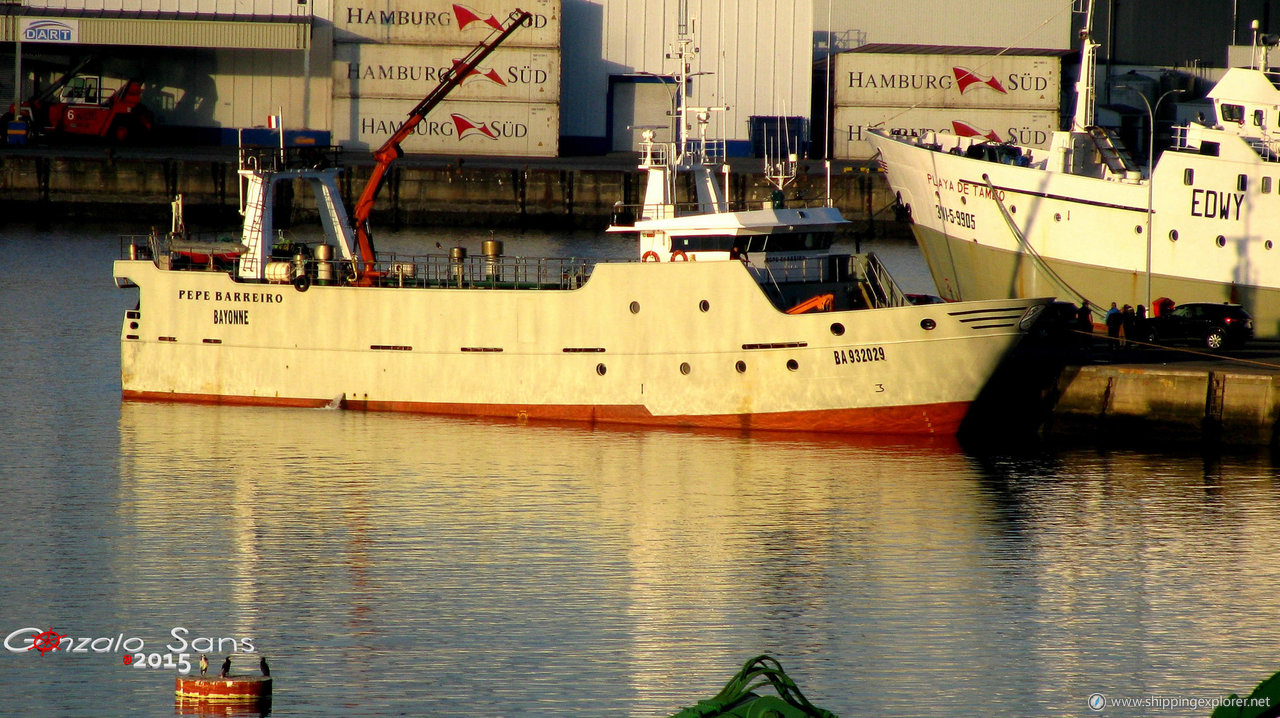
xmin=80 ymin=18 xmax=308 ymax=49
xmin=18 ymin=0 xmax=311 ymax=18
xmin=562 ymin=0 xmax=814 ymax=151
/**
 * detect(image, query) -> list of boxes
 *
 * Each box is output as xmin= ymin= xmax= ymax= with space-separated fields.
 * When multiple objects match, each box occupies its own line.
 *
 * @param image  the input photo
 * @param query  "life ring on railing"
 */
xmin=293 ymin=273 xmax=312 ymax=292
xmin=642 ymin=250 xmax=660 ymax=262
xmin=670 ymin=250 xmax=688 ymax=262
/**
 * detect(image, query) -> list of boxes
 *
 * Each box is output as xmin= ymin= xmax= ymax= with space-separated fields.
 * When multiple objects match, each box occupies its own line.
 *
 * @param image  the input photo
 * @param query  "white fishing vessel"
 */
xmin=867 ymin=0 xmax=1280 ymax=337
xmin=113 ymin=11 xmax=1045 ymax=435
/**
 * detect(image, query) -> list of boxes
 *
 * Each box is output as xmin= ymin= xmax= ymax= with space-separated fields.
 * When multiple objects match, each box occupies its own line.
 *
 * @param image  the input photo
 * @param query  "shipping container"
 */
xmin=822 ymin=1 xmax=1070 ymax=51
xmin=334 ymin=98 xmax=558 ymax=157
xmin=334 ymin=44 xmax=559 ymax=102
xmin=833 ymin=51 xmax=1061 ymax=110
xmin=334 ymin=0 xmax=560 ymax=47
xmin=833 ymin=106 xmax=1059 ymax=160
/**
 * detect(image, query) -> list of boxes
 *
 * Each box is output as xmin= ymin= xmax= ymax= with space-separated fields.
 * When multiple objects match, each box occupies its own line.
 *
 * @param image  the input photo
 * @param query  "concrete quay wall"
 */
xmin=1043 ymin=364 xmax=1280 ymax=447
xmin=0 ymin=151 xmax=894 ymax=231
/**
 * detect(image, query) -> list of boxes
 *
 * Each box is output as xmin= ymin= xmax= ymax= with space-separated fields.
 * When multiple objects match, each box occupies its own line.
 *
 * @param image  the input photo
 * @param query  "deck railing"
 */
xmin=118 ymin=235 xmax=904 ymax=310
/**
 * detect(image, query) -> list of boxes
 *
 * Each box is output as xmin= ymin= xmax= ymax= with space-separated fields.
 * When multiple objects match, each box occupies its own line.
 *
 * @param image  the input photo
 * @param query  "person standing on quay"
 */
xmin=1105 ymin=302 xmax=1122 ymax=347
xmin=1076 ymin=301 xmax=1094 ymax=345
xmin=1121 ymin=304 xmax=1136 ymax=348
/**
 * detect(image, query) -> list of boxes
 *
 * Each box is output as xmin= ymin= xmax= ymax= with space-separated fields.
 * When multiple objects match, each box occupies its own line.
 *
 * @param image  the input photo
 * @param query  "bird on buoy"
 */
xmin=220 ymin=656 xmax=231 ymax=678
xmin=260 ymin=657 xmax=271 ymax=677
xmin=199 ymin=654 xmax=208 ymax=676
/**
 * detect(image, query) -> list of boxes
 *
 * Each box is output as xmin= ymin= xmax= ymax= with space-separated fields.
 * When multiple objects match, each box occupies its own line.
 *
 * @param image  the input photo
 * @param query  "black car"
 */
xmin=1133 ymin=302 xmax=1254 ymax=350
xmin=1030 ymin=301 xmax=1087 ymax=340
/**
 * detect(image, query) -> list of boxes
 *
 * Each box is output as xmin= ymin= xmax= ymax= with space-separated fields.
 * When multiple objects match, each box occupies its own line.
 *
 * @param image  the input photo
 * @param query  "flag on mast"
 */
xmin=267 ymin=114 xmax=281 ymax=130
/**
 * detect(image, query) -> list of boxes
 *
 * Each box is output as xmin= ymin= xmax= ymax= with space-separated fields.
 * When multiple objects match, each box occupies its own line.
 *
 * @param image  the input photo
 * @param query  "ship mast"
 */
xmin=667 ymin=19 xmax=728 ymax=213
xmin=1070 ymin=0 xmax=1098 ymax=131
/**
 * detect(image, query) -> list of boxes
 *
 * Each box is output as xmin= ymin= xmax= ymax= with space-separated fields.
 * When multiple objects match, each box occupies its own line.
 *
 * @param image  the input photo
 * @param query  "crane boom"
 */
xmin=351 ymin=9 xmax=533 ymax=279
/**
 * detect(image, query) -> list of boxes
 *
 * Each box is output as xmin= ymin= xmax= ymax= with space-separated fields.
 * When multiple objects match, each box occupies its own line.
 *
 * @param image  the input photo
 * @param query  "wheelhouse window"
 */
xmin=670 ymin=232 xmax=835 ymax=254
xmin=1221 ymin=104 xmax=1245 ymax=124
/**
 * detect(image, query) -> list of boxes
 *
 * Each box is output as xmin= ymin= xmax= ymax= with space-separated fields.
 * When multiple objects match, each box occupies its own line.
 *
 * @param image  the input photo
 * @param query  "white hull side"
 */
xmin=870 ymin=131 xmax=1280 ymax=337
xmin=116 ymin=260 xmax=1040 ymax=434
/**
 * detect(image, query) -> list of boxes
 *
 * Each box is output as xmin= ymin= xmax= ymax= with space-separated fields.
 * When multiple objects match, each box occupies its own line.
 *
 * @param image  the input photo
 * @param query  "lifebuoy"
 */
xmin=642 ymin=250 xmax=660 ymax=262
xmin=670 ymin=250 xmax=688 ymax=262
xmin=293 ymin=273 xmax=312 ymax=292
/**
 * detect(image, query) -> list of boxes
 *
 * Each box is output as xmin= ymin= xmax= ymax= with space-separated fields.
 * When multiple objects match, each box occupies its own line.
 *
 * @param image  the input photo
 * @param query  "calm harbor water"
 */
xmin=3 ymin=225 xmax=1280 ymax=717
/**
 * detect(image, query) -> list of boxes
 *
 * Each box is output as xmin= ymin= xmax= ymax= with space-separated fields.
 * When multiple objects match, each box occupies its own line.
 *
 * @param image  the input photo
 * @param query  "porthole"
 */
xmin=1010 ymin=205 xmax=1017 ymax=214
xmin=921 ymin=318 xmax=937 ymax=330
xmin=1268 ymin=240 xmax=1275 ymax=250
xmin=129 ymin=321 xmax=139 ymax=330
xmin=1169 ymin=229 xmax=1179 ymax=241
xmin=1135 ymin=225 xmax=1143 ymax=234
xmin=735 ymin=360 xmax=747 ymax=374
xmin=960 ymin=196 xmax=967 ymax=205
xmin=679 ymin=362 xmax=691 ymax=375
xmin=1054 ymin=213 xmax=1062 ymax=222
xmin=830 ymin=323 xmax=845 ymax=336
xmin=1216 ymin=235 xmax=1227 ymax=248
xmin=596 ymin=363 xmax=607 ymax=376
xmin=786 ymin=359 xmax=799 ymax=372
xmin=698 ymin=299 xmax=710 ymax=312
xmin=629 ymin=301 xmax=640 ymax=314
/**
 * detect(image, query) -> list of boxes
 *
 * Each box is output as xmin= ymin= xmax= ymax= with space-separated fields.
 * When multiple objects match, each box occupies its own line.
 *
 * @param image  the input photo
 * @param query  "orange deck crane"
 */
xmin=350 ymin=9 xmax=533 ymax=281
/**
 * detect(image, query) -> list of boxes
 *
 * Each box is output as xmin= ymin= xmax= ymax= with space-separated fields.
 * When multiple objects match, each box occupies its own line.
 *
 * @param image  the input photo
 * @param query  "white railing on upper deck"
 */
xmin=638 ymin=142 xmax=669 ymax=169
xmin=1173 ymin=122 xmax=1280 ymax=161
xmin=1247 ymin=136 xmax=1280 ymax=161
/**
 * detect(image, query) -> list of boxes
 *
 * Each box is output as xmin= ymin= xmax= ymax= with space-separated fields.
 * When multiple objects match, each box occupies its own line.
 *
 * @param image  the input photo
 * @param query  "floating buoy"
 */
xmin=175 ymin=673 xmax=272 ymax=702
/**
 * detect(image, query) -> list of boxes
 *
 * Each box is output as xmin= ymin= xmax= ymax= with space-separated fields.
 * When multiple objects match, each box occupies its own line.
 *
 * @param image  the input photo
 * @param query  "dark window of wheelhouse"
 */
xmin=671 ymin=235 xmax=735 ymax=252
xmin=1183 ymin=168 xmax=1194 ymax=185
xmin=741 ymin=232 xmax=835 ymax=254
xmin=672 ymin=232 xmax=836 ymax=254
xmin=1222 ymin=104 xmax=1245 ymax=124
xmin=1255 ymin=109 xmax=1266 ymax=126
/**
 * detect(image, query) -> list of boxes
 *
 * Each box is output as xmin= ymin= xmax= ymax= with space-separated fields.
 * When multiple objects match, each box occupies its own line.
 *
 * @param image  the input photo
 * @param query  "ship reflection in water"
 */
xmin=104 ymin=401 xmax=1280 ymax=716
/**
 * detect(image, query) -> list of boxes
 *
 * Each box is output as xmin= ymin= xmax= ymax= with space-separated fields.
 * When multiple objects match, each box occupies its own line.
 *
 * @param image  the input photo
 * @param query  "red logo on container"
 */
xmin=453 ymin=4 xmax=504 ymax=31
xmin=451 ymin=59 xmax=506 ymax=86
xmin=953 ymin=67 xmax=1007 ymax=94
xmin=951 ymin=120 xmax=1001 ymax=142
xmin=451 ymin=114 xmax=500 ymax=140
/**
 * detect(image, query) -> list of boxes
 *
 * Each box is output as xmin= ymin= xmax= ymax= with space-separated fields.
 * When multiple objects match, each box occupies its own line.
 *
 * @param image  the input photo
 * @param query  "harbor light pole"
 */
xmin=1122 ymin=86 xmax=1185 ymax=311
